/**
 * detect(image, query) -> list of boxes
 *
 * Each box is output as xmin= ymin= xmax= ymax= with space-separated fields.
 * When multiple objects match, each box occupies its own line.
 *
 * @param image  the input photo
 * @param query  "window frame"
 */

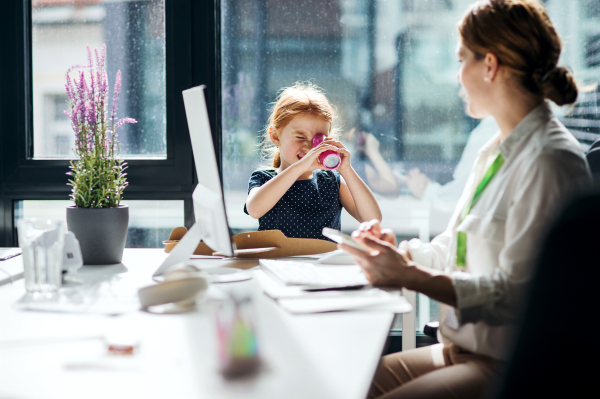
xmin=0 ymin=0 xmax=222 ymax=246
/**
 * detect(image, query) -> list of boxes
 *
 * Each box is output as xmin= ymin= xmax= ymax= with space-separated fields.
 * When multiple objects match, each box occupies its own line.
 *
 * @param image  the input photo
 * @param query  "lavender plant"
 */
xmin=64 ymin=45 xmax=136 ymax=208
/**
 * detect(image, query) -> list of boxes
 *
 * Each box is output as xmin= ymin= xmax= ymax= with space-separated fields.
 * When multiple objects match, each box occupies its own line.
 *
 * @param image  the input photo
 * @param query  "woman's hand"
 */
xmin=340 ymin=235 xmax=414 ymax=287
xmin=344 ymin=221 xmax=457 ymax=306
xmin=352 ymin=219 xmax=397 ymax=247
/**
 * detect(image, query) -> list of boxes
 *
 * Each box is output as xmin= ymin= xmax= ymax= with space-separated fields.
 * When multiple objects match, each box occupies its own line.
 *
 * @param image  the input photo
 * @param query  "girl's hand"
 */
xmin=340 ymin=235 xmax=413 ymax=287
xmin=352 ymin=219 xmax=397 ymax=247
xmin=320 ymin=138 xmax=352 ymax=173
xmin=294 ymin=141 xmax=343 ymax=174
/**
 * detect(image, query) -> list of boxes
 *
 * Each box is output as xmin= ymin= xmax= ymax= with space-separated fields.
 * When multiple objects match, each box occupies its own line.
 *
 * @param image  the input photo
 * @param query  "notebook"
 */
xmin=0 ymin=249 xmax=24 ymax=286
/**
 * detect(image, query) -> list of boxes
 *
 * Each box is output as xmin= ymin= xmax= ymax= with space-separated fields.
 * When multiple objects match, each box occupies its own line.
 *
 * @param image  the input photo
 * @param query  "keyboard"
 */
xmin=259 ymin=259 xmax=367 ymax=288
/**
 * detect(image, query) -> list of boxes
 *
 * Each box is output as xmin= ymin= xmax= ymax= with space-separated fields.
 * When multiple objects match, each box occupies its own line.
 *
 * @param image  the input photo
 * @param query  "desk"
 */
xmin=225 ymin=190 xmax=429 ymax=351
xmin=0 ymin=249 xmax=400 ymax=399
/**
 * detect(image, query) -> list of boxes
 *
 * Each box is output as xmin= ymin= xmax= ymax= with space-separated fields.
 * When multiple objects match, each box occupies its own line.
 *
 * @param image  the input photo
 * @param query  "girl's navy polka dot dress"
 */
xmin=244 ymin=169 xmax=342 ymax=241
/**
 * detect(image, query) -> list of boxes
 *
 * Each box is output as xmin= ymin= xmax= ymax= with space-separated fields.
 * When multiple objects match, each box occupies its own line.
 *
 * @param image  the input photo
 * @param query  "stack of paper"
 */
xmin=254 ymin=270 xmax=412 ymax=314
xmin=0 ymin=251 xmax=23 ymax=287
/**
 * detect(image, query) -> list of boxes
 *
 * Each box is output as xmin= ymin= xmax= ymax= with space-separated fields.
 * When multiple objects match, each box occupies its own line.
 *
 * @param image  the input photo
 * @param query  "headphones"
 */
xmin=138 ymin=265 xmax=208 ymax=312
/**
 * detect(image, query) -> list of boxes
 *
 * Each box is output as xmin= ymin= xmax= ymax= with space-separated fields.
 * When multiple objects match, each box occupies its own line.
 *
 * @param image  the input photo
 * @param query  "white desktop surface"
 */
xmin=0 ymin=249 xmax=397 ymax=399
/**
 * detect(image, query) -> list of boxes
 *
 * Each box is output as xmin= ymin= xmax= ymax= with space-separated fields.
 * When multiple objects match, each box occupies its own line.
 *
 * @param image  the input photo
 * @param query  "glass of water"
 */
xmin=17 ymin=219 xmax=65 ymax=296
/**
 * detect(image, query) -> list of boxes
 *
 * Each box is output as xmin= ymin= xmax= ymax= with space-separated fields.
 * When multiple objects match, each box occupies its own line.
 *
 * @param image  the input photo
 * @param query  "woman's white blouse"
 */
xmin=399 ymin=102 xmax=590 ymax=360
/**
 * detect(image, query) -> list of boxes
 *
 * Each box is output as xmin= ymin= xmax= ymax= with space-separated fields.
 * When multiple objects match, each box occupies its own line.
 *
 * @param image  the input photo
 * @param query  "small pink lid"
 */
xmin=312 ymin=133 xmax=326 ymax=147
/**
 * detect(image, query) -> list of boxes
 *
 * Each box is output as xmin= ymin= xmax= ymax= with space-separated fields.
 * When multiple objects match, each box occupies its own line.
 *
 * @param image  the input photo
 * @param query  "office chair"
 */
xmin=586 ymin=147 xmax=600 ymax=185
xmin=589 ymin=138 xmax=600 ymax=152
xmin=490 ymin=190 xmax=600 ymax=398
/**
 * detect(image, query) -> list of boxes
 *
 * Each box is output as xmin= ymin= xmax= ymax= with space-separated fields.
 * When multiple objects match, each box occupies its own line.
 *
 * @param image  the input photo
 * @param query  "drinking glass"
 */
xmin=209 ymin=293 xmax=261 ymax=378
xmin=17 ymin=219 xmax=65 ymax=296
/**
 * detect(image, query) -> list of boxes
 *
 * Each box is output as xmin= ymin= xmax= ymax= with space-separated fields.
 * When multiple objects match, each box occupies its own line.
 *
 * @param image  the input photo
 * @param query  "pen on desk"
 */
xmin=301 ymin=284 xmax=367 ymax=292
xmin=0 ymin=253 xmax=22 ymax=261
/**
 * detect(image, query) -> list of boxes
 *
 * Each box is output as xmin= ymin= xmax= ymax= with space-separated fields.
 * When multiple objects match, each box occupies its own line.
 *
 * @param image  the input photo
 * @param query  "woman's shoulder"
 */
xmin=534 ymin=118 xmax=587 ymax=166
xmin=518 ymin=120 xmax=590 ymax=186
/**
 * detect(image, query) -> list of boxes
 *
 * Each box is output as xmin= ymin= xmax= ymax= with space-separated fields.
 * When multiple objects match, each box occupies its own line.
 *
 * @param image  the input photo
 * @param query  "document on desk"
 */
xmin=0 ymin=251 xmax=24 ymax=287
xmin=13 ymin=263 xmax=141 ymax=315
xmin=255 ymin=270 xmax=411 ymax=314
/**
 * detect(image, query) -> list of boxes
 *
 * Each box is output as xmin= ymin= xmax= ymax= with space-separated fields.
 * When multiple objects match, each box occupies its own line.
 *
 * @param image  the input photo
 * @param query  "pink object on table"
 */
xmin=312 ymin=133 xmax=341 ymax=170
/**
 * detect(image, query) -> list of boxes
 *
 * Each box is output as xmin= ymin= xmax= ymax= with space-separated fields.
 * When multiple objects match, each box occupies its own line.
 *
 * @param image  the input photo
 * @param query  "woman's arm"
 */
xmin=450 ymin=151 xmax=589 ymax=325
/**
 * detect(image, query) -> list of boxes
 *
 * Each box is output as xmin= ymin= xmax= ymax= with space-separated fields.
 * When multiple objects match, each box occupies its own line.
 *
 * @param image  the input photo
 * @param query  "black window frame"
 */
xmin=0 ymin=0 xmax=221 ymax=246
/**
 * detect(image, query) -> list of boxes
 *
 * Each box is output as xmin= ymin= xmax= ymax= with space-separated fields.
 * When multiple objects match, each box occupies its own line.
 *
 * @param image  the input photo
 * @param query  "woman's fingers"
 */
xmin=352 ymin=220 xmax=395 ymax=245
xmin=339 ymin=243 xmax=376 ymax=261
xmin=380 ymin=228 xmax=397 ymax=246
xmin=340 ymin=241 xmax=406 ymax=287
xmin=355 ymin=219 xmax=381 ymax=233
xmin=338 ymin=243 xmax=378 ymax=284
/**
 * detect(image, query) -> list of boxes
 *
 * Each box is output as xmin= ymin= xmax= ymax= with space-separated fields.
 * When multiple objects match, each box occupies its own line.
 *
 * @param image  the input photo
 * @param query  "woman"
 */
xmin=340 ymin=1 xmax=590 ymax=398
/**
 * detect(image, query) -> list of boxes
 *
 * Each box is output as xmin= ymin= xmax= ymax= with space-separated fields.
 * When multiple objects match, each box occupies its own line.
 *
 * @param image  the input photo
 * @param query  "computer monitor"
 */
xmin=153 ymin=85 xmax=234 ymax=279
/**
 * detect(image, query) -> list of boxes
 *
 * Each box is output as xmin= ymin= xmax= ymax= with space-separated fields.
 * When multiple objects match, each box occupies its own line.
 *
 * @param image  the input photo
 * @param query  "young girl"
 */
xmin=244 ymin=82 xmax=382 ymax=240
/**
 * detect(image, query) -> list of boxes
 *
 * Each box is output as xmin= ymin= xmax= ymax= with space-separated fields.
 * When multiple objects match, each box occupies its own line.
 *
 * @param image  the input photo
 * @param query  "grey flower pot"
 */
xmin=66 ymin=205 xmax=129 ymax=265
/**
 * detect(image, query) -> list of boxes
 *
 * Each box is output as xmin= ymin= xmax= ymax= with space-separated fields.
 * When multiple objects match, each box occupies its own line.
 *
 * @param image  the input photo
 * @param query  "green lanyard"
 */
xmin=456 ymin=153 xmax=505 ymax=268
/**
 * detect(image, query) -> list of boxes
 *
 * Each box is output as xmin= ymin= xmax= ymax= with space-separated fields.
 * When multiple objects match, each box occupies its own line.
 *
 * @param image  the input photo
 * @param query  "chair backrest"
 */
xmin=587 ymin=148 xmax=600 ymax=185
xmin=589 ymin=138 xmax=600 ymax=152
xmin=490 ymin=191 xmax=600 ymax=398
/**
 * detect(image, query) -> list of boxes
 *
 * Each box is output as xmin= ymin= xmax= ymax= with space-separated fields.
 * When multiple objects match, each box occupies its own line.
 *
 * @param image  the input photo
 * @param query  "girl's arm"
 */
xmin=328 ymin=139 xmax=382 ymax=222
xmin=245 ymin=143 xmax=342 ymax=219
xmin=339 ymin=169 xmax=382 ymax=222
xmin=246 ymin=162 xmax=305 ymax=218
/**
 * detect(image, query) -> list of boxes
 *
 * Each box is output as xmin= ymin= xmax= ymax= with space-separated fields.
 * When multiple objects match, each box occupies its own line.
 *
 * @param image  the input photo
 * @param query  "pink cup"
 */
xmin=312 ymin=133 xmax=341 ymax=170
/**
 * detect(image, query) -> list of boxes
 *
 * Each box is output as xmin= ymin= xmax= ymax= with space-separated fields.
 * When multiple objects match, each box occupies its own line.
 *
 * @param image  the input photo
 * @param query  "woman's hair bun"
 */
xmin=539 ymin=67 xmax=578 ymax=106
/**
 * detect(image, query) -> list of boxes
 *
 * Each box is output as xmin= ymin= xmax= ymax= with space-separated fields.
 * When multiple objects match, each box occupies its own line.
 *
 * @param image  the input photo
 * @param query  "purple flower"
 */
xmin=114 ymin=117 xmax=137 ymax=130
xmin=64 ymin=44 xmax=135 ymax=166
xmin=110 ymin=70 xmax=122 ymax=125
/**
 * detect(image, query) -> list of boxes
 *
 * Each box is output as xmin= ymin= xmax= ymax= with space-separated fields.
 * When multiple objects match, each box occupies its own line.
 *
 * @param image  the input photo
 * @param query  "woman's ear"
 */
xmin=484 ymin=52 xmax=499 ymax=82
xmin=269 ymin=126 xmax=280 ymax=146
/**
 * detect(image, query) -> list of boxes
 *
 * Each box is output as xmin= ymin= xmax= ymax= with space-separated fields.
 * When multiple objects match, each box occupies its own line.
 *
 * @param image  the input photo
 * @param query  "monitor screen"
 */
xmin=182 ymin=85 xmax=233 ymax=257
xmin=152 ymin=85 xmax=233 ymax=279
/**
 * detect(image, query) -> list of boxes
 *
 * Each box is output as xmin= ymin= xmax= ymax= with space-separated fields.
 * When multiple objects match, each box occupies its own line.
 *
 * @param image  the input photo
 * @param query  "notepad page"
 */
xmin=0 ymin=254 xmax=24 ymax=287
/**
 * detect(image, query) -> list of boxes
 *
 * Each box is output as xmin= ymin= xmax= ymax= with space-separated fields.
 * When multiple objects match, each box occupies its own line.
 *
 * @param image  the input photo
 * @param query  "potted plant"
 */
xmin=64 ymin=45 xmax=136 ymax=265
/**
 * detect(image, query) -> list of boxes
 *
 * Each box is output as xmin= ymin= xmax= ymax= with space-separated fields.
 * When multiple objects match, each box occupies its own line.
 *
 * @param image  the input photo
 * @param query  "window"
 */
xmin=220 ymin=0 xmax=600 ymax=331
xmin=31 ymin=0 xmax=167 ymax=159
xmin=0 ymin=1 xmax=207 ymax=247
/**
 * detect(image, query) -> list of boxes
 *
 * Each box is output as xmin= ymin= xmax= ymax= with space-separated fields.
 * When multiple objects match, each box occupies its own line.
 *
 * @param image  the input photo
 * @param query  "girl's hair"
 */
xmin=262 ymin=82 xmax=339 ymax=168
xmin=459 ymin=0 xmax=577 ymax=106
